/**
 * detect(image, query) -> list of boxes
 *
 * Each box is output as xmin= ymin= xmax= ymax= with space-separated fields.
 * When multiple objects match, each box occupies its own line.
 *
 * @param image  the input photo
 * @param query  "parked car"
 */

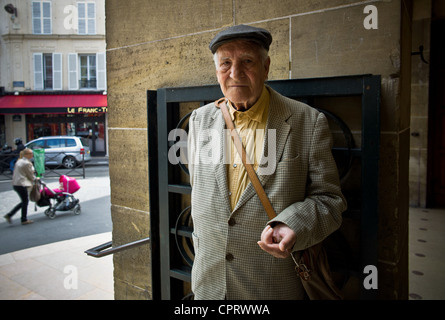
xmin=25 ymin=136 xmax=92 ymax=169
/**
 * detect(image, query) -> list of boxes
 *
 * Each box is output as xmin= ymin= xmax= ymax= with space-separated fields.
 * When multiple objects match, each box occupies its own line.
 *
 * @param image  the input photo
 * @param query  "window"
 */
xmin=32 ymin=1 xmax=52 ymax=34
xmin=78 ymin=2 xmax=96 ymax=35
xmin=43 ymin=54 xmax=53 ymax=89
xmin=79 ymin=55 xmax=96 ymax=89
xmin=33 ymin=53 xmax=62 ymax=90
xmin=66 ymin=139 xmax=77 ymax=147
xmin=27 ymin=140 xmax=45 ymax=149
xmin=47 ymin=139 xmax=63 ymax=148
xmin=68 ymin=52 xmax=106 ymax=90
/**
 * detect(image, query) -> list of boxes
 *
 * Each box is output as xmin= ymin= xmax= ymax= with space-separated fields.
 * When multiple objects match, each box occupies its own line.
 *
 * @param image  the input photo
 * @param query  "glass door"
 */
xmin=76 ymin=121 xmax=106 ymax=156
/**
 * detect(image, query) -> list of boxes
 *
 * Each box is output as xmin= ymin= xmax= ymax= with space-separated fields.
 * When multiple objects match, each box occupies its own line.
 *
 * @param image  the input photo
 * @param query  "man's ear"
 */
xmin=264 ymin=56 xmax=271 ymax=80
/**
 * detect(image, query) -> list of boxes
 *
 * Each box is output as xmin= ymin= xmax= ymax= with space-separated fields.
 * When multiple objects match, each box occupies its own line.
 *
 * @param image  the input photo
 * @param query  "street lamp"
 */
xmin=4 ymin=4 xmax=18 ymax=20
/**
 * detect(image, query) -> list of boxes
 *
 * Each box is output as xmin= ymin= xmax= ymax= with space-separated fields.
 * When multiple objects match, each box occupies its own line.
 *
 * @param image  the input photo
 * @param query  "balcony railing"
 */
xmin=79 ymin=79 xmax=97 ymax=89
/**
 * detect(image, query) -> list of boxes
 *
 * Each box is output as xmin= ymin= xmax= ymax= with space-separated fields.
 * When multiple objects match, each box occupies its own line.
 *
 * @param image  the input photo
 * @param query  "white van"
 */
xmin=25 ymin=136 xmax=92 ymax=168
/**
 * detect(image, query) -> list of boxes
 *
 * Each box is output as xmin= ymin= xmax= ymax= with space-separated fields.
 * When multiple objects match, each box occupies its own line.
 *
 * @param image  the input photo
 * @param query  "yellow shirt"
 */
xmin=227 ymin=86 xmax=270 ymax=210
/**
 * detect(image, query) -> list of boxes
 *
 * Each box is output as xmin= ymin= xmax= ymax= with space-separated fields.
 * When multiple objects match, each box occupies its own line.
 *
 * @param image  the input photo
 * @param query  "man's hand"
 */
xmin=257 ymin=223 xmax=296 ymax=258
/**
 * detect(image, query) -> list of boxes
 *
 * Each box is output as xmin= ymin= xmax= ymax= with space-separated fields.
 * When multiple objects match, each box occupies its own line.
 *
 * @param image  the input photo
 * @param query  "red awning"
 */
xmin=0 ymin=94 xmax=108 ymax=114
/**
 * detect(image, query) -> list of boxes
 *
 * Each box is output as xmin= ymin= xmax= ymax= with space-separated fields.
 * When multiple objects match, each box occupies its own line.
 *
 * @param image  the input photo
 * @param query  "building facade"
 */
xmin=0 ymin=0 xmax=107 ymax=155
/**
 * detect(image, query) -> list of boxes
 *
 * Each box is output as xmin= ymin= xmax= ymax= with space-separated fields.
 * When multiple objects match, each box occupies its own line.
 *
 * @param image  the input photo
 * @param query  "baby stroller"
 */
xmin=38 ymin=175 xmax=81 ymax=219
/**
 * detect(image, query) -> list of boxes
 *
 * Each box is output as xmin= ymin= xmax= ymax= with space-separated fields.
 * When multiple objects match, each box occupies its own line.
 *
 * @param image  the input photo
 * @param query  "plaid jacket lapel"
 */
xmin=232 ymin=88 xmax=292 ymax=214
xmin=211 ymin=103 xmax=233 ymax=216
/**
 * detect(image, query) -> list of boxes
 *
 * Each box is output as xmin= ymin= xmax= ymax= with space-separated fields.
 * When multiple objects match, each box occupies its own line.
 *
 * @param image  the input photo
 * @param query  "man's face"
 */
xmin=215 ymin=40 xmax=270 ymax=110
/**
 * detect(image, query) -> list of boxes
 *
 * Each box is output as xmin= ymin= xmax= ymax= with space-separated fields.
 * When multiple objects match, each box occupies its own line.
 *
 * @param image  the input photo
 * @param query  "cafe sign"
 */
xmin=67 ymin=106 xmax=108 ymax=114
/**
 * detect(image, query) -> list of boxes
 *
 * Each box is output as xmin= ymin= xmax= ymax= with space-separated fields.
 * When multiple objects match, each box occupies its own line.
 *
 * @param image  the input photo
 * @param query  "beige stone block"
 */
xmin=106 ymin=0 xmax=233 ymax=50
xmin=235 ymin=0 xmax=359 ymax=24
xmin=290 ymin=1 xmax=401 ymax=79
xmin=108 ymin=129 xmax=149 ymax=211
xmin=378 ymin=128 xmax=409 ymax=298
xmin=378 ymin=133 xmax=405 ymax=262
xmin=256 ymin=20 xmax=290 ymax=81
xmin=380 ymin=76 xmax=400 ymax=132
xmin=114 ymin=278 xmax=152 ymax=300
xmin=111 ymin=205 xmax=151 ymax=299
xmin=288 ymin=1 xmax=406 ymax=133
xmin=410 ymin=84 xmax=429 ymax=117
xmin=409 ymin=116 xmax=428 ymax=149
xmin=413 ymin=0 xmax=432 ymax=21
xmin=409 ymin=149 xmax=428 ymax=207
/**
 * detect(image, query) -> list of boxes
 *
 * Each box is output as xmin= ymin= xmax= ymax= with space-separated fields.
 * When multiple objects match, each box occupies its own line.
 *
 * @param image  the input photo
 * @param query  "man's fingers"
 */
xmin=260 ymin=225 xmax=274 ymax=244
xmin=258 ymin=224 xmax=296 ymax=258
xmin=257 ymin=240 xmax=290 ymax=258
xmin=278 ymin=235 xmax=293 ymax=252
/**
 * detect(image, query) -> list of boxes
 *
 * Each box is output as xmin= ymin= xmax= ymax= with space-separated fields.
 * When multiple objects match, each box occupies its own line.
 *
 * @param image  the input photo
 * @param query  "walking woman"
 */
xmin=4 ymin=148 xmax=37 ymax=225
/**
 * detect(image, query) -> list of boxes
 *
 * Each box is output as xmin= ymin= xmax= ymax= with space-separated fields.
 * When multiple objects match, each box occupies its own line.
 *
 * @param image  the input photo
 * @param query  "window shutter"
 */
xmin=53 ymin=53 xmax=62 ymax=90
xmin=32 ymin=2 xmax=41 ymax=34
xmin=42 ymin=2 xmax=52 ymax=34
xmin=87 ymin=2 xmax=96 ymax=35
xmin=77 ymin=2 xmax=86 ymax=35
xmin=96 ymin=52 xmax=106 ymax=90
xmin=68 ymin=53 xmax=78 ymax=90
xmin=33 ymin=53 xmax=43 ymax=90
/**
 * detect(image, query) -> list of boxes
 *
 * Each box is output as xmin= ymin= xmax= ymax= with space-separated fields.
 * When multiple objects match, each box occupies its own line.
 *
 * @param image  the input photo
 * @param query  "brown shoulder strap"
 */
xmin=216 ymin=99 xmax=277 ymax=220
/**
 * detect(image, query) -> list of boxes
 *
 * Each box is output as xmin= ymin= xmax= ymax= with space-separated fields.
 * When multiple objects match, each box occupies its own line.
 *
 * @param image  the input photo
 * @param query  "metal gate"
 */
xmin=148 ymin=74 xmax=381 ymax=300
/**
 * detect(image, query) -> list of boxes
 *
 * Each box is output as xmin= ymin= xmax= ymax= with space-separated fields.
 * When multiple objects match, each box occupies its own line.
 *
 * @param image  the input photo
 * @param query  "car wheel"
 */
xmin=62 ymin=156 xmax=77 ymax=169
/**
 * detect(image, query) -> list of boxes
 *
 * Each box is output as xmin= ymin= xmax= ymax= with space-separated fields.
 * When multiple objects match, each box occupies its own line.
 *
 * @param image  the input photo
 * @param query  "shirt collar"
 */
xmin=228 ymin=86 xmax=270 ymax=123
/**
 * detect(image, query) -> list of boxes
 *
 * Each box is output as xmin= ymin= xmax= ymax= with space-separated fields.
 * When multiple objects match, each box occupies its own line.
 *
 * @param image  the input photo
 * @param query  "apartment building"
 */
xmin=0 ymin=0 xmax=107 ymax=156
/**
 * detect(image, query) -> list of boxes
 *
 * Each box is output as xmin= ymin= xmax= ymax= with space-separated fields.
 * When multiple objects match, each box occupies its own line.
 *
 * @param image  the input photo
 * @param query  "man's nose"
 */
xmin=230 ymin=61 xmax=245 ymax=80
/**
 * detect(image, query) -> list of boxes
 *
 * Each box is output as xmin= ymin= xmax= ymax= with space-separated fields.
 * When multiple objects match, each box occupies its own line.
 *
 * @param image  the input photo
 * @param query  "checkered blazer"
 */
xmin=188 ymin=87 xmax=347 ymax=300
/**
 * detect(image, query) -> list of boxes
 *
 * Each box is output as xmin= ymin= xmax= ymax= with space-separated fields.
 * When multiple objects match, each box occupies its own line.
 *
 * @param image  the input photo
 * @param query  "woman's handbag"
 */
xmin=217 ymin=98 xmax=343 ymax=300
xmin=30 ymin=179 xmax=41 ymax=202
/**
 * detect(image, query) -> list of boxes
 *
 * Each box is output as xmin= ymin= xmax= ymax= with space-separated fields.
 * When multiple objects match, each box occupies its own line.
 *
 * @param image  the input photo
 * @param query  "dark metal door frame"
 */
xmin=148 ymin=74 xmax=381 ymax=300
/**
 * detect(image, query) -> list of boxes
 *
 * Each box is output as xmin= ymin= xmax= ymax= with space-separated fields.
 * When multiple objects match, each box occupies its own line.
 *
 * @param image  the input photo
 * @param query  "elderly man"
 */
xmin=187 ymin=24 xmax=347 ymax=300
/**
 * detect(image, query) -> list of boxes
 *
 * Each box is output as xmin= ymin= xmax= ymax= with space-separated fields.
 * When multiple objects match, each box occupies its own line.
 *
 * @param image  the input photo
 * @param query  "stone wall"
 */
xmin=409 ymin=0 xmax=431 ymax=208
xmin=105 ymin=0 xmax=411 ymax=299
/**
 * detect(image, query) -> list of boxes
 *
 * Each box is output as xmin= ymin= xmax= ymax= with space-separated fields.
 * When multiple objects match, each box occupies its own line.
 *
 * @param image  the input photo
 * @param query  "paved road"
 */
xmin=0 ymin=166 xmax=112 ymax=255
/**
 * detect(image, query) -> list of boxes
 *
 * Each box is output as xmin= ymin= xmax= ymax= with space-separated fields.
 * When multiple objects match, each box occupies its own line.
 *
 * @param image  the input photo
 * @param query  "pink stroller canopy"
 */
xmin=59 ymin=175 xmax=81 ymax=194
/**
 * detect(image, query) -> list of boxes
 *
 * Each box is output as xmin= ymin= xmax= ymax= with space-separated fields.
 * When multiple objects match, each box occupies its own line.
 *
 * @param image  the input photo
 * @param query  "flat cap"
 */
xmin=209 ymin=24 xmax=272 ymax=54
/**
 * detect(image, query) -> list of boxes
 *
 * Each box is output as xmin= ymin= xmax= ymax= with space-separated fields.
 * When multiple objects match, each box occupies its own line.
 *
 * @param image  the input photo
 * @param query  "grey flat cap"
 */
xmin=209 ymin=24 xmax=272 ymax=53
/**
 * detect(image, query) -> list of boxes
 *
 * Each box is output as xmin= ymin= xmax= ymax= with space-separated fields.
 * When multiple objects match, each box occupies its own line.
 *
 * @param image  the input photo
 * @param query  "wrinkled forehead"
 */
xmin=215 ymin=39 xmax=263 ymax=59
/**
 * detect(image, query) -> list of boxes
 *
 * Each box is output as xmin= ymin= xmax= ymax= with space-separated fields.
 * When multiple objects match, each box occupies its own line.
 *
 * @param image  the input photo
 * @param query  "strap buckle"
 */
xmin=289 ymin=250 xmax=311 ymax=281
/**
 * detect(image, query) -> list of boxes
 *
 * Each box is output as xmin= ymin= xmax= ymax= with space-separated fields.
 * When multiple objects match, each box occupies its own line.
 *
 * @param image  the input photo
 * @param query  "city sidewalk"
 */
xmin=88 ymin=156 xmax=109 ymax=166
xmin=0 ymin=207 xmax=444 ymax=300
xmin=0 ymin=232 xmax=113 ymax=300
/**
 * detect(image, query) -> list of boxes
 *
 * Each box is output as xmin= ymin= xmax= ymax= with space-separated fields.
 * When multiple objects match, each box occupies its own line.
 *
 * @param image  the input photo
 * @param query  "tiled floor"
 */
xmin=409 ymin=207 xmax=445 ymax=300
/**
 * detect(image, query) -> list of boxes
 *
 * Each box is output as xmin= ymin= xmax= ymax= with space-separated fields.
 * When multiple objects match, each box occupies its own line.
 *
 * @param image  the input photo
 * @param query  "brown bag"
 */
xmin=290 ymin=242 xmax=343 ymax=300
xmin=30 ymin=179 xmax=41 ymax=202
xmin=217 ymin=98 xmax=343 ymax=300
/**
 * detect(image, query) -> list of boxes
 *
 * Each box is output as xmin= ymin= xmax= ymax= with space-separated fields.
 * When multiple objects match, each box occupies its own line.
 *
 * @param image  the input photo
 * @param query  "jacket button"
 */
xmin=226 ymin=253 xmax=234 ymax=261
xmin=228 ymin=218 xmax=236 ymax=226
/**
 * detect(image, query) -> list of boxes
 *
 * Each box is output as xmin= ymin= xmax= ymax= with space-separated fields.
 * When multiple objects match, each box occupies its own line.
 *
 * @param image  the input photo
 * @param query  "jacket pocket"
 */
xmin=277 ymin=154 xmax=300 ymax=167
